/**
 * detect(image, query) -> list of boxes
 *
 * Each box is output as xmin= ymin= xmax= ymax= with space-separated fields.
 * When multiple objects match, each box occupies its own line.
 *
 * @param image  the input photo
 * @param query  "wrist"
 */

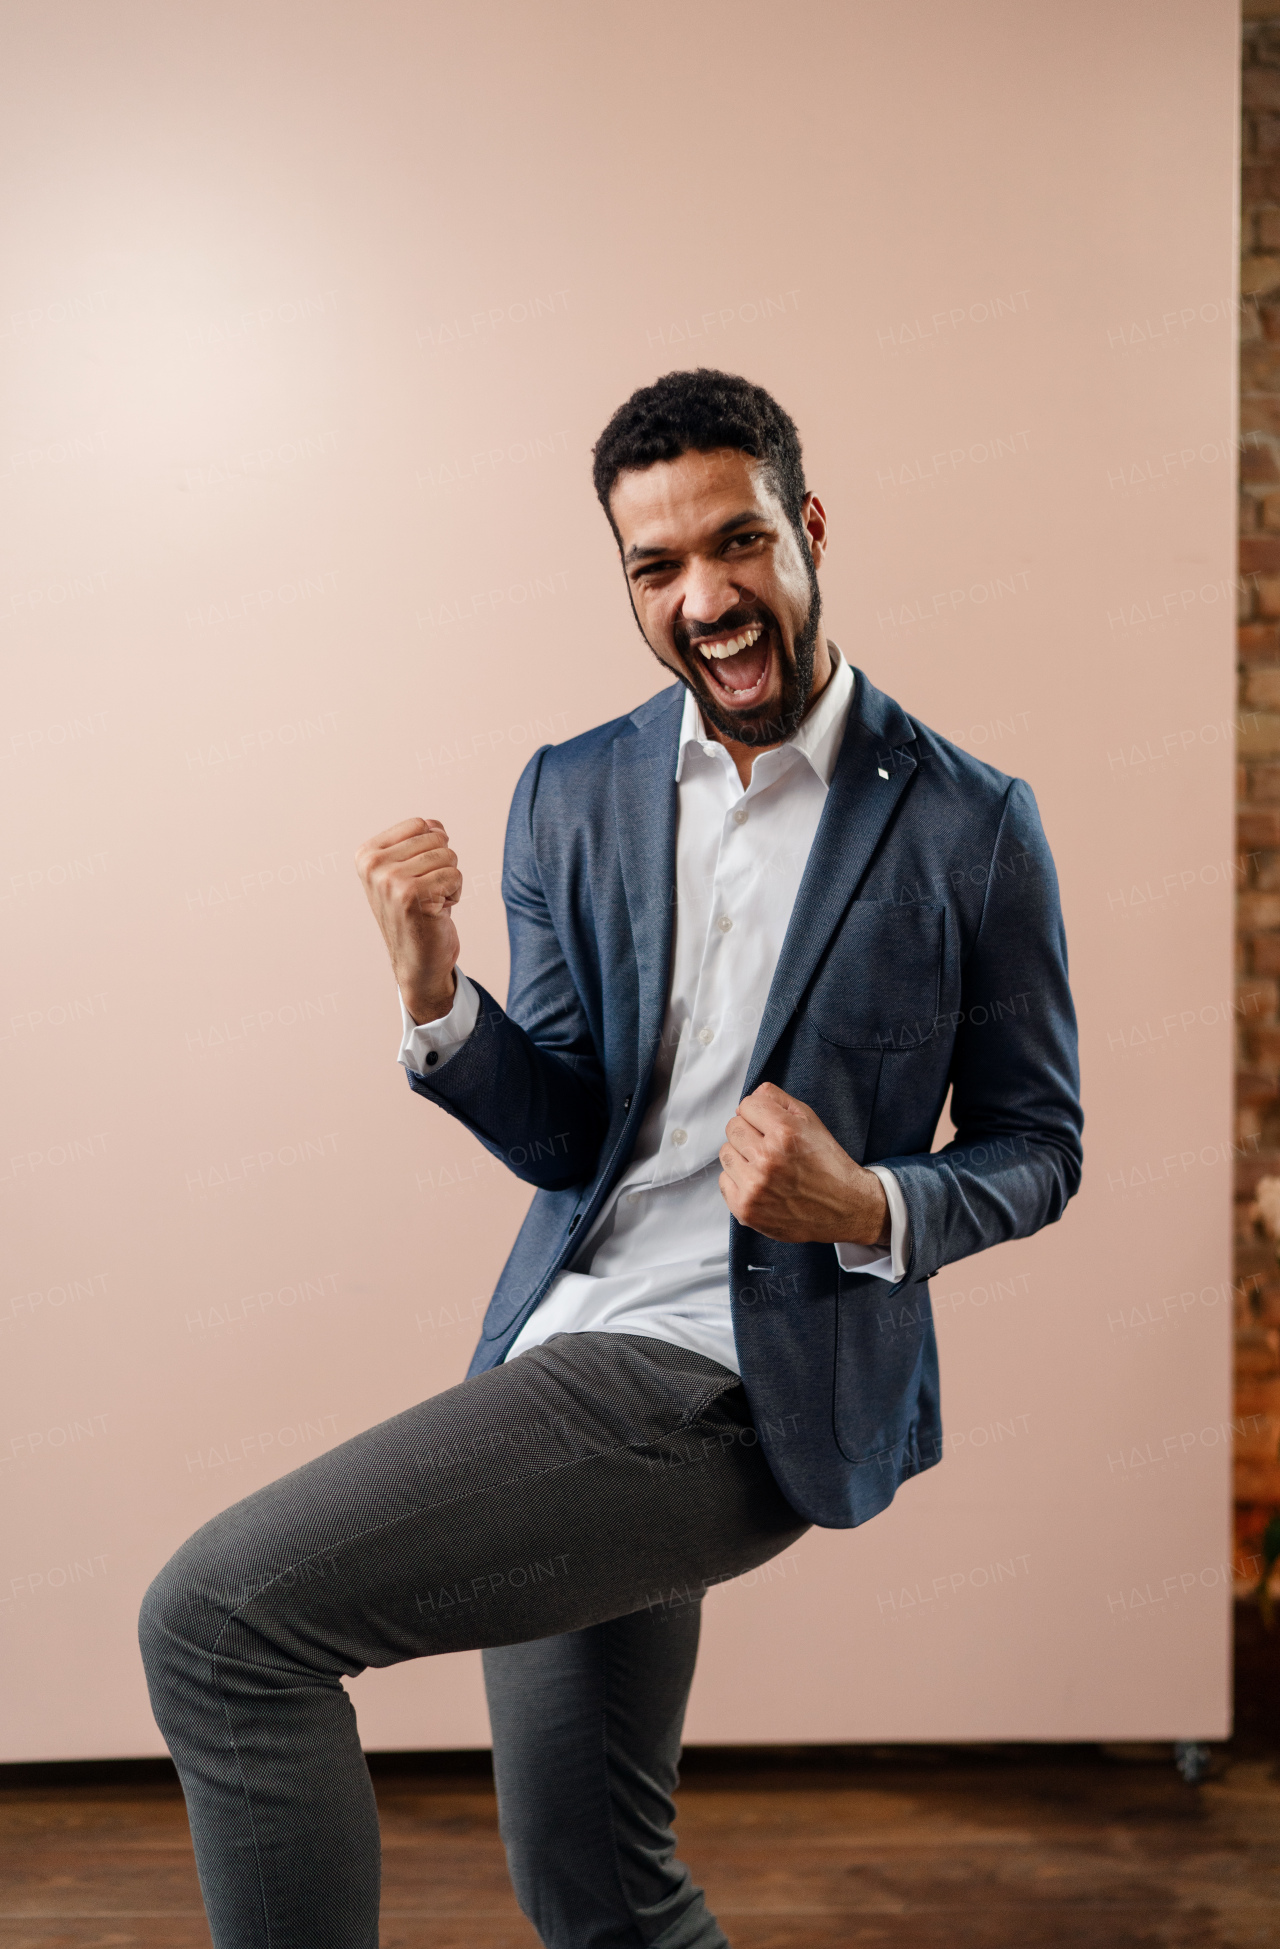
xmin=401 ymin=968 xmax=457 ymax=1025
xmin=846 ymin=1164 xmax=891 ymax=1249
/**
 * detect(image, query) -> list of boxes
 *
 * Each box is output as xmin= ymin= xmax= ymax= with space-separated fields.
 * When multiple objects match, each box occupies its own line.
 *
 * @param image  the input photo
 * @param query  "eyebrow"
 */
xmin=623 ymin=509 xmax=771 ymax=566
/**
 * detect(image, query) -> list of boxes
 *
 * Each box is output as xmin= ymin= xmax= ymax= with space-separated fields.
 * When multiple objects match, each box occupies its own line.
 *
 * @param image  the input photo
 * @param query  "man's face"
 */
xmin=609 ymin=447 xmax=829 ymax=749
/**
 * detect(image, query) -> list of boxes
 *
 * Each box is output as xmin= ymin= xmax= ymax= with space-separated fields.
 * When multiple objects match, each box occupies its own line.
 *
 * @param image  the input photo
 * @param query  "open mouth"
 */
xmin=688 ymin=620 xmax=773 ymax=709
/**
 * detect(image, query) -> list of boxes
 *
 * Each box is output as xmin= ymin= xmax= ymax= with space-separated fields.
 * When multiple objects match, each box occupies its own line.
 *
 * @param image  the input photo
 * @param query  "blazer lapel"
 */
xmin=744 ymin=668 xmax=920 ymax=1092
xmin=612 ymin=685 xmax=683 ymax=1070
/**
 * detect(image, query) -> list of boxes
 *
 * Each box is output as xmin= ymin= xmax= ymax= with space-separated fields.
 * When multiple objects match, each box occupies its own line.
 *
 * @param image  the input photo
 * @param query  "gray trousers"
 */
xmin=139 ymin=1332 xmax=809 ymax=1949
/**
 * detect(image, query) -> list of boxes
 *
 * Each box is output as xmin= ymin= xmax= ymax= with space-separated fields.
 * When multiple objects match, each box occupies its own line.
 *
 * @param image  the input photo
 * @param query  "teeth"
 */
xmin=697 ymin=624 xmax=764 ymax=661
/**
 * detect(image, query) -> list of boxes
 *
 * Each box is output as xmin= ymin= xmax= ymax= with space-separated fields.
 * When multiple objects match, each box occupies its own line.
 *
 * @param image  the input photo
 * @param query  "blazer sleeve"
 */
xmin=403 ymin=746 xmax=609 ymax=1189
xmin=875 ymin=777 xmax=1083 ymax=1281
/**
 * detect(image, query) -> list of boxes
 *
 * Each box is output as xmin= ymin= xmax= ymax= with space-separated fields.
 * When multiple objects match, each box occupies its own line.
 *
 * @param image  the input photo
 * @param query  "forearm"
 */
xmin=879 ymin=1125 xmax=1081 ymax=1282
xmin=405 ymin=979 xmax=607 ymax=1188
xmin=883 ymin=776 xmax=1082 ymax=1281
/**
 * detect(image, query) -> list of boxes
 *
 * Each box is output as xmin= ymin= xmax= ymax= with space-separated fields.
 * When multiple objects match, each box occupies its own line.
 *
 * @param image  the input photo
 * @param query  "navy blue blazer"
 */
xmin=407 ymin=668 xmax=1083 ymax=1528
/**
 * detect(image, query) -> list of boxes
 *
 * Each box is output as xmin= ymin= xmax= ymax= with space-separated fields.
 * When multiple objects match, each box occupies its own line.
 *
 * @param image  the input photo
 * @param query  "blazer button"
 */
xmin=425 ymin=1050 xmax=438 ymax=1067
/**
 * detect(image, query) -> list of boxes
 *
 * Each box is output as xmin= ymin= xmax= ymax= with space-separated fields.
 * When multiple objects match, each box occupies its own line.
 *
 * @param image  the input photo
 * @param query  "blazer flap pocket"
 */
xmin=809 ymin=902 xmax=944 ymax=1050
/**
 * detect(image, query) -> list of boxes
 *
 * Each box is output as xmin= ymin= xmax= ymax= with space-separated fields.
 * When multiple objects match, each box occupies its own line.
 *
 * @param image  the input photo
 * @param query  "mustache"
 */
xmin=674 ymin=609 xmax=773 ymax=657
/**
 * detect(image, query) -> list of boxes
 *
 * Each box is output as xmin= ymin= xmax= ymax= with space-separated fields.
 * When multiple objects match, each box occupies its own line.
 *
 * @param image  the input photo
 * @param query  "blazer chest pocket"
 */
xmin=808 ymin=902 xmax=944 ymax=1051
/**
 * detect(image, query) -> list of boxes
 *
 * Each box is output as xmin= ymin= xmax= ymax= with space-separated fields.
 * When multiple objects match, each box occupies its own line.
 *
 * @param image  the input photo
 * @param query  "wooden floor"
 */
xmin=4 ymin=1608 xmax=1280 ymax=1949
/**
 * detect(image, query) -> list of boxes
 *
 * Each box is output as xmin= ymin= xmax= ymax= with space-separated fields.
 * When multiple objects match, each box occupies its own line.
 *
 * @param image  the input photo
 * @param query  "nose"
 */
xmin=680 ymin=556 xmax=743 ymax=627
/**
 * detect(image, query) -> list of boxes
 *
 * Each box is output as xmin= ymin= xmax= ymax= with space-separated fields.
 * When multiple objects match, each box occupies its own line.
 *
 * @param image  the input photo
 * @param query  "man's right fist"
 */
xmin=355 ymin=817 xmax=463 ymax=1025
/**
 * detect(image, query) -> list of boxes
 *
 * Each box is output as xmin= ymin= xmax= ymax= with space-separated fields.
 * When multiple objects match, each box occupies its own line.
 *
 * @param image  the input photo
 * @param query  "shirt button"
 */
xmin=732 ymin=808 xmax=749 ymax=826
xmin=717 ymin=915 xmax=733 ymax=933
xmin=698 ymin=1026 xmax=714 ymax=1045
xmin=671 ymin=1128 xmax=688 ymax=1146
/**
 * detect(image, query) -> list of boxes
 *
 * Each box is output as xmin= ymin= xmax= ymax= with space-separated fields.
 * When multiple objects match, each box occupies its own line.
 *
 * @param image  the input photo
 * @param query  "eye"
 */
xmin=724 ymin=532 xmax=766 ymax=552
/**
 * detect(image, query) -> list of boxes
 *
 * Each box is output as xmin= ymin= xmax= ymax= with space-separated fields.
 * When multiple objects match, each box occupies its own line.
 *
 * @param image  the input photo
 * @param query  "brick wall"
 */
xmin=1237 ymin=3 xmax=1280 ymax=1560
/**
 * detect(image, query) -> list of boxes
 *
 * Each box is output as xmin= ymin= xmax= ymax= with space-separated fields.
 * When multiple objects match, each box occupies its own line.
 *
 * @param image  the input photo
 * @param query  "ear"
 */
xmin=801 ymin=492 xmax=828 ymax=571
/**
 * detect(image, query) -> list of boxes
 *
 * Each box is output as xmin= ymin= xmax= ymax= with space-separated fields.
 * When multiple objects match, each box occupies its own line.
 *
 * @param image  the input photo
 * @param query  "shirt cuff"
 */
xmin=397 ymin=970 xmax=480 ymax=1076
xmin=834 ymin=1165 xmax=911 ymax=1284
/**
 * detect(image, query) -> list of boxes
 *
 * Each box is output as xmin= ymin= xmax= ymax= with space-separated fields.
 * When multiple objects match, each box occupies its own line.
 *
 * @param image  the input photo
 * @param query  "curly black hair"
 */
xmin=591 ymin=368 xmax=807 ymax=546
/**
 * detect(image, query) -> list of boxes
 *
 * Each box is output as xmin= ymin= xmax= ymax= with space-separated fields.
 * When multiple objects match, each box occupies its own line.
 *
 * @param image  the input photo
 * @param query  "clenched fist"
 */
xmin=355 ymin=817 xmax=462 ymax=1024
xmin=718 ymin=1082 xmax=890 ymax=1247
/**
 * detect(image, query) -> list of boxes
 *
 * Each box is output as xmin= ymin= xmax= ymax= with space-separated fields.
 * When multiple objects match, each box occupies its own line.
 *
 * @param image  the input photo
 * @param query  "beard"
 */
xmin=666 ymin=551 xmax=823 ymax=749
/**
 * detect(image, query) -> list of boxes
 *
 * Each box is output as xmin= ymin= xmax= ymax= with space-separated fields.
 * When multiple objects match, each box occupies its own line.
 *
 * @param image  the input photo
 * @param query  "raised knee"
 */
xmin=138 ymin=1524 xmax=227 ymax=1686
xmin=137 ymin=1555 xmax=185 ymax=1681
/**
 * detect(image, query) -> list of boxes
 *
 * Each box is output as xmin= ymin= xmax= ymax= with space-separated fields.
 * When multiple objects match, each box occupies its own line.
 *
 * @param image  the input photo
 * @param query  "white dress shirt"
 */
xmin=399 ymin=646 xmax=909 ymax=1374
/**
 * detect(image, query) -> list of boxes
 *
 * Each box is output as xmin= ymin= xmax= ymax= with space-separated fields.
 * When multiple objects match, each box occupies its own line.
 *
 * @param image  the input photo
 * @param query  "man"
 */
xmin=140 ymin=369 xmax=1082 ymax=1949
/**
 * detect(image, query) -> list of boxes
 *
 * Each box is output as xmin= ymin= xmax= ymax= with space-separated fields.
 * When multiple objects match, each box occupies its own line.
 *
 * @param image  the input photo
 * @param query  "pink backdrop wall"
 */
xmin=2 ymin=0 xmax=1239 ymax=1757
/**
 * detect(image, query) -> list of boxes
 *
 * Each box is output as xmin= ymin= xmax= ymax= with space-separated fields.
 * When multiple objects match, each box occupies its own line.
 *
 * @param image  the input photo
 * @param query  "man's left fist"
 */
xmin=717 ymin=1082 xmax=890 ymax=1248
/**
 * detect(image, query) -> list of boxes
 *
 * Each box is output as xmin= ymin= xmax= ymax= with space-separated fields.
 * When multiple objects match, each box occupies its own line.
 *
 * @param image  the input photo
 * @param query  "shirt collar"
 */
xmin=674 ymin=642 xmax=855 ymax=788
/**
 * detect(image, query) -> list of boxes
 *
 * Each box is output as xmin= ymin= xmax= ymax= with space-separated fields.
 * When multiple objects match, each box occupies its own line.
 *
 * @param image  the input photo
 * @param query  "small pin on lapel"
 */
xmin=877 ymin=767 xmax=889 ymax=779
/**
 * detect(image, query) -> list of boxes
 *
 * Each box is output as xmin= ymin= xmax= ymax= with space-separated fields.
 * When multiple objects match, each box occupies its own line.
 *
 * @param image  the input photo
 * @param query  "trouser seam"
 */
xmin=203 ymin=1426 xmax=733 ymax=1666
xmin=598 ymin=1619 xmax=657 ymax=1949
xmin=597 ymin=1618 xmax=720 ymax=1949
xmin=217 ymin=1679 xmax=276 ymax=1949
